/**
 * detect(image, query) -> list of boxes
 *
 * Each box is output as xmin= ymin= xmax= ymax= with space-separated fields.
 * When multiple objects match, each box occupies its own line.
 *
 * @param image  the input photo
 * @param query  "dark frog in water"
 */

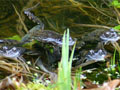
xmin=73 ymin=29 xmax=118 ymax=67
xmin=21 ymin=25 xmax=75 ymax=47
xmin=22 ymin=3 xmax=75 ymax=47
xmin=0 ymin=45 xmax=40 ymax=61
xmin=0 ymin=45 xmax=41 ymax=71
xmin=21 ymin=24 xmax=76 ymax=72
xmin=21 ymin=5 xmax=76 ymax=73
xmin=0 ymin=46 xmax=25 ymax=61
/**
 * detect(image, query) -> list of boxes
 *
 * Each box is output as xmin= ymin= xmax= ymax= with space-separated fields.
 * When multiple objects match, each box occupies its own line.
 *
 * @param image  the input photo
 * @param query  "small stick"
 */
xmin=71 ymin=23 xmax=111 ymax=29
xmin=111 ymin=42 xmax=120 ymax=53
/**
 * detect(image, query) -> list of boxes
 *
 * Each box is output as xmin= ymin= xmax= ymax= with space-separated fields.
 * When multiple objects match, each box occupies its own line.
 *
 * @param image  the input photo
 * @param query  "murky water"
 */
xmin=0 ymin=0 xmax=118 ymax=84
xmin=0 ymin=0 xmax=99 ymax=39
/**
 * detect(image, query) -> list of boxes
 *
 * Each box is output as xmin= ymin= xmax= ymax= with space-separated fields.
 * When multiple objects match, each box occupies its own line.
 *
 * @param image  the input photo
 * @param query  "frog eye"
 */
xmin=0 ymin=50 xmax=3 ymax=54
xmin=24 ymin=10 xmax=30 ymax=16
xmin=58 ymin=39 xmax=62 ymax=42
xmin=0 ymin=40 xmax=4 ymax=42
xmin=106 ymin=32 xmax=110 ymax=35
xmin=110 ymin=28 xmax=115 ymax=32
xmin=69 ymin=37 xmax=72 ymax=41
xmin=12 ymin=47 xmax=17 ymax=51
xmin=3 ymin=46 xmax=8 ymax=50
xmin=89 ymin=50 xmax=94 ymax=55
xmin=98 ymin=49 xmax=104 ymax=55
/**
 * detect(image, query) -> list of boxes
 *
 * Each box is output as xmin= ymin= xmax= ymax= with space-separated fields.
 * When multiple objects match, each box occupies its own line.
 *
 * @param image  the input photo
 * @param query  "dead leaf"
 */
xmin=84 ymin=81 xmax=98 ymax=89
xmin=83 ymin=79 xmax=120 ymax=90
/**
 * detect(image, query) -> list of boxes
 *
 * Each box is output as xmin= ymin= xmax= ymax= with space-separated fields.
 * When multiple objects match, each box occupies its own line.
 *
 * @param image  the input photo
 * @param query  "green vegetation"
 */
xmin=1 ymin=0 xmax=120 ymax=90
xmin=6 ymin=35 xmax=21 ymax=41
xmin=17 ymin=82 xmax=47 ymax=90
xmin=57 ymin=29 xmax=76 ymax=90
xmin=111 ymin=0 xmax=120 ymax=8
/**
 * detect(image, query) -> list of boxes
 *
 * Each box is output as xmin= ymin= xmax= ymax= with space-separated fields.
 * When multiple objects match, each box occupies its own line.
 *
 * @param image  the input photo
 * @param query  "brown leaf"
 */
xmin=83 ymin=79 xmax=120 ymax=90
xmin=84 ymin=81 xmax=98 ymax=89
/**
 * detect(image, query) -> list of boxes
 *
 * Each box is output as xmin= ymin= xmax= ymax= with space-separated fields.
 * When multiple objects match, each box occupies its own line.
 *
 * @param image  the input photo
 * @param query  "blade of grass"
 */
xmin=73 ymin=67 xmax=83 ymax=90
xmin=58 ymin=29 xmax=76 ymax=90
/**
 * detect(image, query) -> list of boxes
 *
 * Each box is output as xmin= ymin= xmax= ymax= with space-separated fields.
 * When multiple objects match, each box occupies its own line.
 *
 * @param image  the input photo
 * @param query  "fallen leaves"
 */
xmin=83 ymin=79 xmax=120 ymax=90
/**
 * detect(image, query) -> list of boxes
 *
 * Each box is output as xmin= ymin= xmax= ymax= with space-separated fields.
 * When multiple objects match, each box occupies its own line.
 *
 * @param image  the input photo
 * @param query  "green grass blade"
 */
xmin=58 ymin=29 xmax=75 ymax=90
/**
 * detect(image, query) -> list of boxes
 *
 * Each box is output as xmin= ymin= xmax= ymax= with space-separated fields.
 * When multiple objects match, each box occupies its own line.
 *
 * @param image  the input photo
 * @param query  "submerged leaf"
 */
xmin=7 ymin=35 xmax=21 ymax=41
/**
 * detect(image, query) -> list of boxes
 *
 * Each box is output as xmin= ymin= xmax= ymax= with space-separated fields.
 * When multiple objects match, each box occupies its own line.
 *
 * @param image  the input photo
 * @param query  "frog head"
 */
xmin=100 ymin=29 xmax=120 ymax=44
xmin=85 ymin=49 xmax=107 ymax=61
xmin=0 ymin=46 xmax=25 ymax=58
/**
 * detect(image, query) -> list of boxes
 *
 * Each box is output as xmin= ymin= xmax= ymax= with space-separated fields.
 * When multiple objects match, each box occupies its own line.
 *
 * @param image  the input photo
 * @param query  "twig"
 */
xmin=12 ymin=4 xmax=28 ymax=33
xmin=112 ymin=42 xmax=120 ymax=53
xmin=71 ymin=23 xmax=111 ymax=29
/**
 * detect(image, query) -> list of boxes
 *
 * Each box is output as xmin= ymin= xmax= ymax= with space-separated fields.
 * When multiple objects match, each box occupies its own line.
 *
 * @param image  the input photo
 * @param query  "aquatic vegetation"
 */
xmin=73 ymin=67 xmax=84 ymax=89
xmin=17 ymin=82 xmax=48 ymax=90
xmin=6 ymin=35 xmax=21 ymax=41
xmin=58 ymin=29 xmax=76 ymax=90
xmin=111 ymin=0 xmax=120 ymax=8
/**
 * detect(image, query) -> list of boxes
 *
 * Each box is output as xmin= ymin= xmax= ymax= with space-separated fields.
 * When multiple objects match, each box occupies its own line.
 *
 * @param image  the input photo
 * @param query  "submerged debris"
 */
xmin=0 ymin=73 xmax=23 ymax=90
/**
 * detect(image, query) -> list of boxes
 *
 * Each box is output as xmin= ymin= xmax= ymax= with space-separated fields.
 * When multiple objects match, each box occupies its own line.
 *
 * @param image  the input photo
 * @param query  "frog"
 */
xmin=73 ymin=28 xmax=120 ymax=68
xmin=100 ymin=28 xmax=120 ymax=44
xmin=85 ymin=49 xmax=108 ymax=61
xmin=0 ymin=46 xmax=25 ymax=61
xmin=21 ymin=25 xmax=75 ymax=47
xmin=23 ymin=3 xmax=120 ymax=72
xmin=23 ymin=3 xmax=114 ymax=72
xmin=0 ymin=45 xmax=40 ymax=61
xmin=0 ymin=45 xmax=30 ymax=71
xmin=100 ymin=28 xmax=120 ymax=52
xmin=72 ymin=48 xmax=111 ymax=70
xmin=21 ymin=25 xmax=75 ymax=73
xmin=79 ymin=28 xmax=120 ymax=69
xmin=72 ymin=28 xmax=107 ymax=64
xmin=22 ymin=3 xmax=75 ymax=47
xmin=0 ymin=45 xmax=53 ymax=73
xmin=21 ymin=4 xmax=76 ymax=73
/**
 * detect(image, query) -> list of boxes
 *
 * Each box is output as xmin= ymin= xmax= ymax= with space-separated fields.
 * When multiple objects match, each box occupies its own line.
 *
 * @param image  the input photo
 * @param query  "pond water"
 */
xmin=0 ymin=0 xmax=119 ymax=85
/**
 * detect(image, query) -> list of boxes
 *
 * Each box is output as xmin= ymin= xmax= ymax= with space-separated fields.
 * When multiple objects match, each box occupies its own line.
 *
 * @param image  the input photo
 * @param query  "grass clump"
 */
xmin=17 ymin=82 xmax=47 ymax=90
xmin=57 ymin=28 xmax=76 ymax=90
